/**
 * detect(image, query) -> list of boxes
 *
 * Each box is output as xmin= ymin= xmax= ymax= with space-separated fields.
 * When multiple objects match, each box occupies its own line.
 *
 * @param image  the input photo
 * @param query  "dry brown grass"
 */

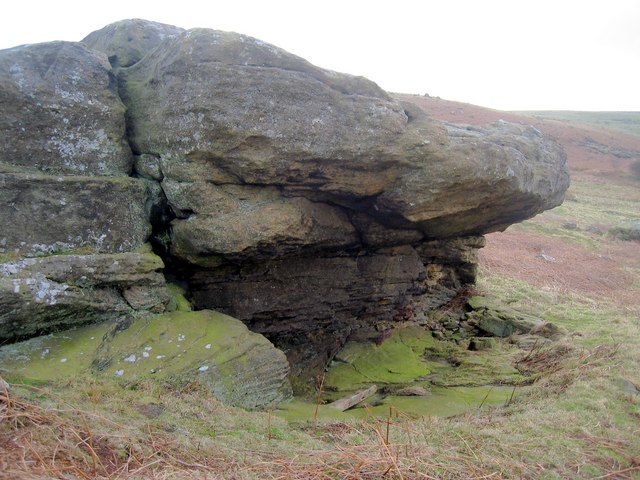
xmin=479 ymin=230 xmax=640 ymax=306
xmin=0 ymin=380 xmax=242 ymax=479
xmin=1 ymin=380 xmax=515 ymax=479
xmin=2 ymin=329 xmax=639 ymax=480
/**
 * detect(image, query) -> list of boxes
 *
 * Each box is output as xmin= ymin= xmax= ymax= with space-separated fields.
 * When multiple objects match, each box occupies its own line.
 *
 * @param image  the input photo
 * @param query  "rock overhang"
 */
xmin=86 ymin=21 xmax=567 ymax=261
xmin=0 ymin=18 xmax=570 ymax=385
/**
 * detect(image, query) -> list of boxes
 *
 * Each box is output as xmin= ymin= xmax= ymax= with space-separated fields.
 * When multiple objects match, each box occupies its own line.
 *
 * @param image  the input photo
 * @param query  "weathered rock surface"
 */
xmin=0 ymin=170 xmax=151 ymax=256
xmin=188 ymin=238 xmax=483 ymax=374
xmin=164 ymin=182 xmax=359 ymax=266
xmin=0 ymin=19 xmax=570 ymax=389
xmin=0 ymin=41 xmax=131 ymax=175
xmin=0 ymin=310 xmax=292 ymax=409
xmin=464 ymin=296 xmax=562 ymax=338
xmin=82 ymin=19 xmax=184 ymax=68
xmin=111 ymin=27 xmax=568 ymax=251
xmin=0 ymin=250 xmax=172 ymax=340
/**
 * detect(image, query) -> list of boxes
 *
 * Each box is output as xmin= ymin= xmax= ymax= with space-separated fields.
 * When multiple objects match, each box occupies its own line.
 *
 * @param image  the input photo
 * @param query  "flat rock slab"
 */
xmin=466 ymin=296 xmax=545 ymax=337
xmin=0 ymin=251 xmax=171 ymax=340
xmin=0 ymin=310 xmax=292 ymax=409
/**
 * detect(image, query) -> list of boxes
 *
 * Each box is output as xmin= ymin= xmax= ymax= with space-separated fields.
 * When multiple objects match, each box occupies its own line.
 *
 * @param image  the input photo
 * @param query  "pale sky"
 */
xmin=2 ymin=0 xmax=639 ymax=111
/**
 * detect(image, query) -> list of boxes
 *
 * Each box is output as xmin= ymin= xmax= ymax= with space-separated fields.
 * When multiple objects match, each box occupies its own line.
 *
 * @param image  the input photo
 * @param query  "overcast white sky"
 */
xmin=2 ymin=0 xmax=639 ymax=111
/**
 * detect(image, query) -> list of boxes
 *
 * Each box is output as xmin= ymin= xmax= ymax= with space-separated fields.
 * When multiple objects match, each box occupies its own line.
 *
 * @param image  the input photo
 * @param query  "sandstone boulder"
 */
xmin=0 ymin=19 xmax=570 ymax=385
xmin=0 ymin=41 xmax=131 ymax=175
xmin=82 ymin=18 xmax=184 ymax=68
xmin=111 ymin=26 xmax=568 ymax=260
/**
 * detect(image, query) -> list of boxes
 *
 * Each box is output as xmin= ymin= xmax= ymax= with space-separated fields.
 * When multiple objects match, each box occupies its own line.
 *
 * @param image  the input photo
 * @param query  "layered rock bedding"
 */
xmin=0 ymin=19 xmax=569 ymax=404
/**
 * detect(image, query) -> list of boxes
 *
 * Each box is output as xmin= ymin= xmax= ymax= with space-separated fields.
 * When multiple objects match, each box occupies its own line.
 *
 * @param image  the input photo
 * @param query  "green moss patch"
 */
xmin=305 ymin=325 xmax=528 ymax=419
xmin=324 ymin=327 xmax=438 ymax=393
xmin=0 ymin=310 xmax=292 ymax=409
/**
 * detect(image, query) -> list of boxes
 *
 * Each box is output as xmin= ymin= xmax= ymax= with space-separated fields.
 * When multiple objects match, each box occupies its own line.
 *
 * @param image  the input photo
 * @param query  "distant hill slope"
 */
xmin=515 ymin=111 xmax=640 ymax=138
xmin=396 ymin=94 xmax=640 ymax=176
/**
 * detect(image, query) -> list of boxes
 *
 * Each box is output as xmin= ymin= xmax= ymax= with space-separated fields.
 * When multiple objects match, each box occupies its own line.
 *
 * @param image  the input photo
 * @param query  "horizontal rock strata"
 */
xmin=0 ymin=251 xmax=172 ymax=340
xmin=0 ymin=19 xmax=570 ymax=390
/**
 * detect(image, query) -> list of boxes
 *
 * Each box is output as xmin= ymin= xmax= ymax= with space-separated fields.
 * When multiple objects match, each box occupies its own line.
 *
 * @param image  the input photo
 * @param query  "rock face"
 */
xmin=0 ymin=19 xmax=569 ymax=388
xmin=0 ymin=171 xmax=151 ymax=256
xmin=0 ymin=41 xmax=132 ymax=175
xmin=82 ymin=19 xmax=185 ymax=68
xmin=0 ymin=250 xmax=172 ymax=341
xmin=115 ymin=27 xmax=567 ymax=241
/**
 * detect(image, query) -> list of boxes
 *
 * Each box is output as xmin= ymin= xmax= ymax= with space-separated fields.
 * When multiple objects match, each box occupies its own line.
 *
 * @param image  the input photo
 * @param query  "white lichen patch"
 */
xmin=123 ymin=354 xmax=137 ymax=363
xmin=11 ymin=273 xmax=69 ymax=305
xmin=198 ymin=365 xmax=209 ymax=372
xmin=0 ymin=258 xmax=37 ymax=275
xmin=31 ymin=242 xmax=74 ymax=256
xmin=205 ymin=343 xmax=212 ymax=349
xmin=35 ymin=277 xmax=68 ymax=305
xmin=115 ymin=369 xmax=124 ymax=377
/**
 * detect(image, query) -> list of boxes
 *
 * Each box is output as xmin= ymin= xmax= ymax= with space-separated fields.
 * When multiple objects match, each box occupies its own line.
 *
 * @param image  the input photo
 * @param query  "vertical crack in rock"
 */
xmin=80 ymin=19 xmax=568 ymax=378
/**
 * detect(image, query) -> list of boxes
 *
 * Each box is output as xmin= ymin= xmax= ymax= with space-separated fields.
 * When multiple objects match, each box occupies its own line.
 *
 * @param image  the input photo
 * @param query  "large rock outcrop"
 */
xmin=0 ymin=19 xmax=569 ymax=387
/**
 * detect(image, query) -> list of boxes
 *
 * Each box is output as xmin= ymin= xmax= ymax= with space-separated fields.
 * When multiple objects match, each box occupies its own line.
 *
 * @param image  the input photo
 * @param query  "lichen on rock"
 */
xmin=0 ymin=19 xmax=570 ymax=402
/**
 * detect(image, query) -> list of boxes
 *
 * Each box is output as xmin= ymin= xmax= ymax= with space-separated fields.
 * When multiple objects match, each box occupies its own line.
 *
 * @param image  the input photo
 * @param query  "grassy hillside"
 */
xmin=516 ymin=110 xmax=640 ymax=138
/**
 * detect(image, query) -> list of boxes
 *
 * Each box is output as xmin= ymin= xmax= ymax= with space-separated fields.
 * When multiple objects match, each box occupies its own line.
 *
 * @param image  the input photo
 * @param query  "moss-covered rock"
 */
xmin=325 ymin=327 xmax=438 ymax=392
xmin=0 ymin=310 xmax=292 ymax=409
xmin=465 ymin=296 xmax=545 ymax=337
xmin=323 ymin=325 xmax=526 ymax=397
xmin=609 ymin=219 xmax=640 ymax=242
